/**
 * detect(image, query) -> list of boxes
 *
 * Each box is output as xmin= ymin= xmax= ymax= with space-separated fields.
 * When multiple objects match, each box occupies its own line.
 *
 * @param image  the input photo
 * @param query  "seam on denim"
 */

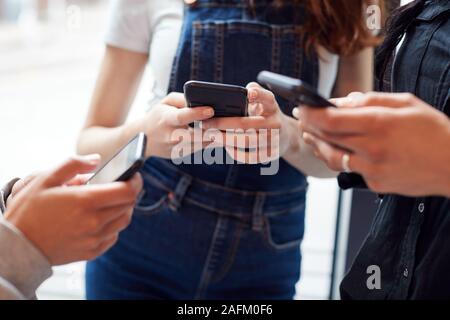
xmin=184 ymin=196 xmax=305 ymax=220
xmin=194 ymin=22 xmax=303 ymax=36
xmin=214 ymin=23 xmax=224 ymax=83
xmin=191 ymin=22 xmax=202 ymax=81
xmin=184 ymin=197 xmax=250 ymax=221
xmin=168 ymin=7 xmax=189 ymax=92
xmin=263 ymin=216 xmax=303 ymax=251
xmin=294 ymin=31 xmax=303 ymax=78
xmin=435 ymin=60 xmax=450 ymax=110
xmin=210 ymin=221 xmax=244 ymax=284
xmin=264 ymin=202 xmax=306 ymax=217
xmin=252 ymin=193 xmax=266 ymax=231
xmin=134 ymin=195 xmax=168 ymax=215
xmin=195 ymin=217 xmax=228 ymax=299
xmin=186 ymin=2 xmax=304 ymax=9
xmin=170 ymin=175 xmax=193 ymax=211
xmin=271 ymin=27 xmax=281 ymax=74
xmin=412 ymin=22 xmax=444 ymax=94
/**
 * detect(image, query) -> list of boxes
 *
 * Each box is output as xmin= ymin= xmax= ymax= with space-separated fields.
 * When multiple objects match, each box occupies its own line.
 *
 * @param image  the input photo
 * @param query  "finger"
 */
xmin=66 ymin=174 xmax=93 ymax=186
xmin=167 ymin=106 xmax=215 ymax=126
xmin=11 ymin=174 xmax=37 ymax=198
xmin=311 ymin=132 xmax=372 ymax=156
xmin=302 ymin=133 xmax=348 ymax=172
xmin=202 ymin=116 xmax=271 ymax=130
xmin=75 ymin=173 xmax=143 ymax=208
xmin=246 ymin=83 xmax=278 ymax=115
xmin=43 ymin=155 xmax=101 ymax=188
xmin=336 ymin=92 xmax=418 ymax=109
xmin=298 ymin=107 xmax=382 ymax=135
xmin=162 ymin=92 xmax=187 ymax=109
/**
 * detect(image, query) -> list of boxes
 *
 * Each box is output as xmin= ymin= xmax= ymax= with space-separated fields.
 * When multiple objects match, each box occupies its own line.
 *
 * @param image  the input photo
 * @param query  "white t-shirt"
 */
xmin=105 ymin=0 xmax=339 ymax=108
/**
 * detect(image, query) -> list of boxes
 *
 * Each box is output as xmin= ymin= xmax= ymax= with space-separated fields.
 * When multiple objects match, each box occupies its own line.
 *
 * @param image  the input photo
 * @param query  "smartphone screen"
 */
xmin=88 ymin=133 xmax=146 ymax=185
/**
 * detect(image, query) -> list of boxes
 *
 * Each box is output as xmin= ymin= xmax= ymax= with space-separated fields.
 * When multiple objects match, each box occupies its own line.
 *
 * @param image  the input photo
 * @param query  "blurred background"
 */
xmin=0 ymin=0 xmax=371 ymax=300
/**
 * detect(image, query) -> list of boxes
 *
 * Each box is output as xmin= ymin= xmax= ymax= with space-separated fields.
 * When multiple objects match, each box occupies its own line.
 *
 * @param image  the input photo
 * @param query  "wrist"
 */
xmin=122 ymin=118 xmax=152 ymax=157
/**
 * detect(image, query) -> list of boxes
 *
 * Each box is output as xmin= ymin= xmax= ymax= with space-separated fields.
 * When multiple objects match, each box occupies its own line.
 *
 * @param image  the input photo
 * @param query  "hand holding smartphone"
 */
xmin=88 ymin=133 xmax=147 ymax=185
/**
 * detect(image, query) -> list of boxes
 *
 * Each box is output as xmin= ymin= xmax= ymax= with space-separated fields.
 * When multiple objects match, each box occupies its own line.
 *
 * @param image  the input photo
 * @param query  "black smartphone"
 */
xmin=87 ymin=133 xmax=147 ymax=185
xmin=257 ymin=71 xmax=336 ymax=108
xmin=184 ymin=81 xmax=248 ymax=119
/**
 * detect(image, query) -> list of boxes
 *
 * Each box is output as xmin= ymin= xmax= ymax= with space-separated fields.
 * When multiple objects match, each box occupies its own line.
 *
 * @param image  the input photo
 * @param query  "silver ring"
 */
xmin=342 ymin=153 xmax=352 ymax=173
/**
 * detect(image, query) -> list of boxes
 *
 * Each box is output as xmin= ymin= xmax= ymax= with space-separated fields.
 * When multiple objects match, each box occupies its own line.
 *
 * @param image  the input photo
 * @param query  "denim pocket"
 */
xmin=190 ymin=20 xmax=316 ymax=105
xmin=263 ymin=205 xmax=305 ymax=251
xmin=134 ymin=179 xmax=170 ymax=216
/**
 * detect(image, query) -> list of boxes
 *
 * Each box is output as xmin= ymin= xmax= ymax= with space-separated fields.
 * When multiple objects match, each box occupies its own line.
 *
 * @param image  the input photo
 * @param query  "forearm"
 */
xmin=282 ymin=116 xmax=338 ymax=178
xmin=77 ymin=118 xmax=145 ymax=161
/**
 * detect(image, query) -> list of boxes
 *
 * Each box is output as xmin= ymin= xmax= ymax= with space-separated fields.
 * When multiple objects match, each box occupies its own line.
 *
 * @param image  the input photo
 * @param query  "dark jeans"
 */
xmin=86 ymin=159 xmax=306 ymax=300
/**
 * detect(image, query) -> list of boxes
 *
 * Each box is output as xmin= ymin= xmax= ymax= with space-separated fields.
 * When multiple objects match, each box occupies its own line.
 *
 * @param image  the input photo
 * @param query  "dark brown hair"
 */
xmin=253 ymin=0 xmax=385 ymax=56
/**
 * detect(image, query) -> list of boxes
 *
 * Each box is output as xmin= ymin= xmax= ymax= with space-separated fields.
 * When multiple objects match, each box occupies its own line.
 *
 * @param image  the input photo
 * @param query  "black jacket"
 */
xmin=340 ymin=0 xmax=450 ymax=300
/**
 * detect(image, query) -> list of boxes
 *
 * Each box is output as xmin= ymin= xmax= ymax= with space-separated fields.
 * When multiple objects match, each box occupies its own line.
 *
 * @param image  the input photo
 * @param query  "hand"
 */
xmin=4 ymin=155 xmax=143 ymax=265
xmin=202 ymin=83 xmax=295 ymax=164
xmin=135 ymin=92 xmax=215 ymax=159
xmin=6 ymin=172 xmax=96 ymax=208
xmin=294 ymin=92 xmax=450 ymax=197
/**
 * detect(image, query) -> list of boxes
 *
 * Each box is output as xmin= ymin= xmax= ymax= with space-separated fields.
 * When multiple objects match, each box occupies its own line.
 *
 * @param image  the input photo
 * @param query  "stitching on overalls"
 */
xmin=214 ymin=23 xmax=225 ymax=83
xmin=191 ymin=22 xmax=202 ymax=81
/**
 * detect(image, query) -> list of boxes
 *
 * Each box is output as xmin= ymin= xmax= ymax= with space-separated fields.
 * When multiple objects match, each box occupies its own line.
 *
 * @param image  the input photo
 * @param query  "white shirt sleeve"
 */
xmin=104 ymin=0 xmax=152 ymax=54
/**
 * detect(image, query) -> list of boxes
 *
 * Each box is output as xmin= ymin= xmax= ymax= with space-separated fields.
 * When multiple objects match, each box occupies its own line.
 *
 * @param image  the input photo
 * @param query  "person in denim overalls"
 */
xmin=83 ymin=0 xmax=375 ymax=299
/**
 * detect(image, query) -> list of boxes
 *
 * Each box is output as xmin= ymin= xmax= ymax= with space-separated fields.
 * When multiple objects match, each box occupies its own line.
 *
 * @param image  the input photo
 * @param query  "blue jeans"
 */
xmin=86 ymin=159 xmax=307 ymax=300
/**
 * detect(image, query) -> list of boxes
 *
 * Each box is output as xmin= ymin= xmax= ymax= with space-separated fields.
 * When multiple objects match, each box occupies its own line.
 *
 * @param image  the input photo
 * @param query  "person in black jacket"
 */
xmin=294 ymin=0 xmax=450 ymax=299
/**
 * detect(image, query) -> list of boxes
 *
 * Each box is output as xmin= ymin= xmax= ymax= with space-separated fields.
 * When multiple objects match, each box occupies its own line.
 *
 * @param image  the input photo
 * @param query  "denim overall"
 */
xmin=86 ymin=0 xmax=320 ymax=300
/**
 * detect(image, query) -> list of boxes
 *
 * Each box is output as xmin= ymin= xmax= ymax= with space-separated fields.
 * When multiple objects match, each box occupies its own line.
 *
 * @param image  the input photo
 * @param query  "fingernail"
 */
xmin=203 ymin=108 xmax=214 ymax=117
xmin=292 ymin=108 xmax=300 ymax=119
xmin=335 ymin=96 xmax=353 ymax=107
xmin=248 ymin=89 xmax=258 ymax=100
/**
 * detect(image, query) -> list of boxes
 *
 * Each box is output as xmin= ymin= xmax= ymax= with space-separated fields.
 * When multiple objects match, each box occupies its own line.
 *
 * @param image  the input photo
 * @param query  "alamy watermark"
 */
xmin=366 ymin=265 xmax=382 ymax=290
xmin=170 ymin=124 xmax=280 ymax=176
xmin=367 ymin=5 xmax=383 ymax=31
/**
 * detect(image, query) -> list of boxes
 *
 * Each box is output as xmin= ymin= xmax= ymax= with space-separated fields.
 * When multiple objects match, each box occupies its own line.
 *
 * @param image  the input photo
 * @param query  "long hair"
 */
xmin=250 ymin=0 xmax=385 ymax=56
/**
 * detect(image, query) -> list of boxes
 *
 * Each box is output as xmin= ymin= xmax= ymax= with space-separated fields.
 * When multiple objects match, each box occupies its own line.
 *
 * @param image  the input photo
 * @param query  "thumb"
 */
xmin=332 ymin=92 xmax=365 ymax=108
xmin=43 ymin=154 xmax=101 ymax=188
xmin=162 ymin=92 xmax=187 ymax=109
